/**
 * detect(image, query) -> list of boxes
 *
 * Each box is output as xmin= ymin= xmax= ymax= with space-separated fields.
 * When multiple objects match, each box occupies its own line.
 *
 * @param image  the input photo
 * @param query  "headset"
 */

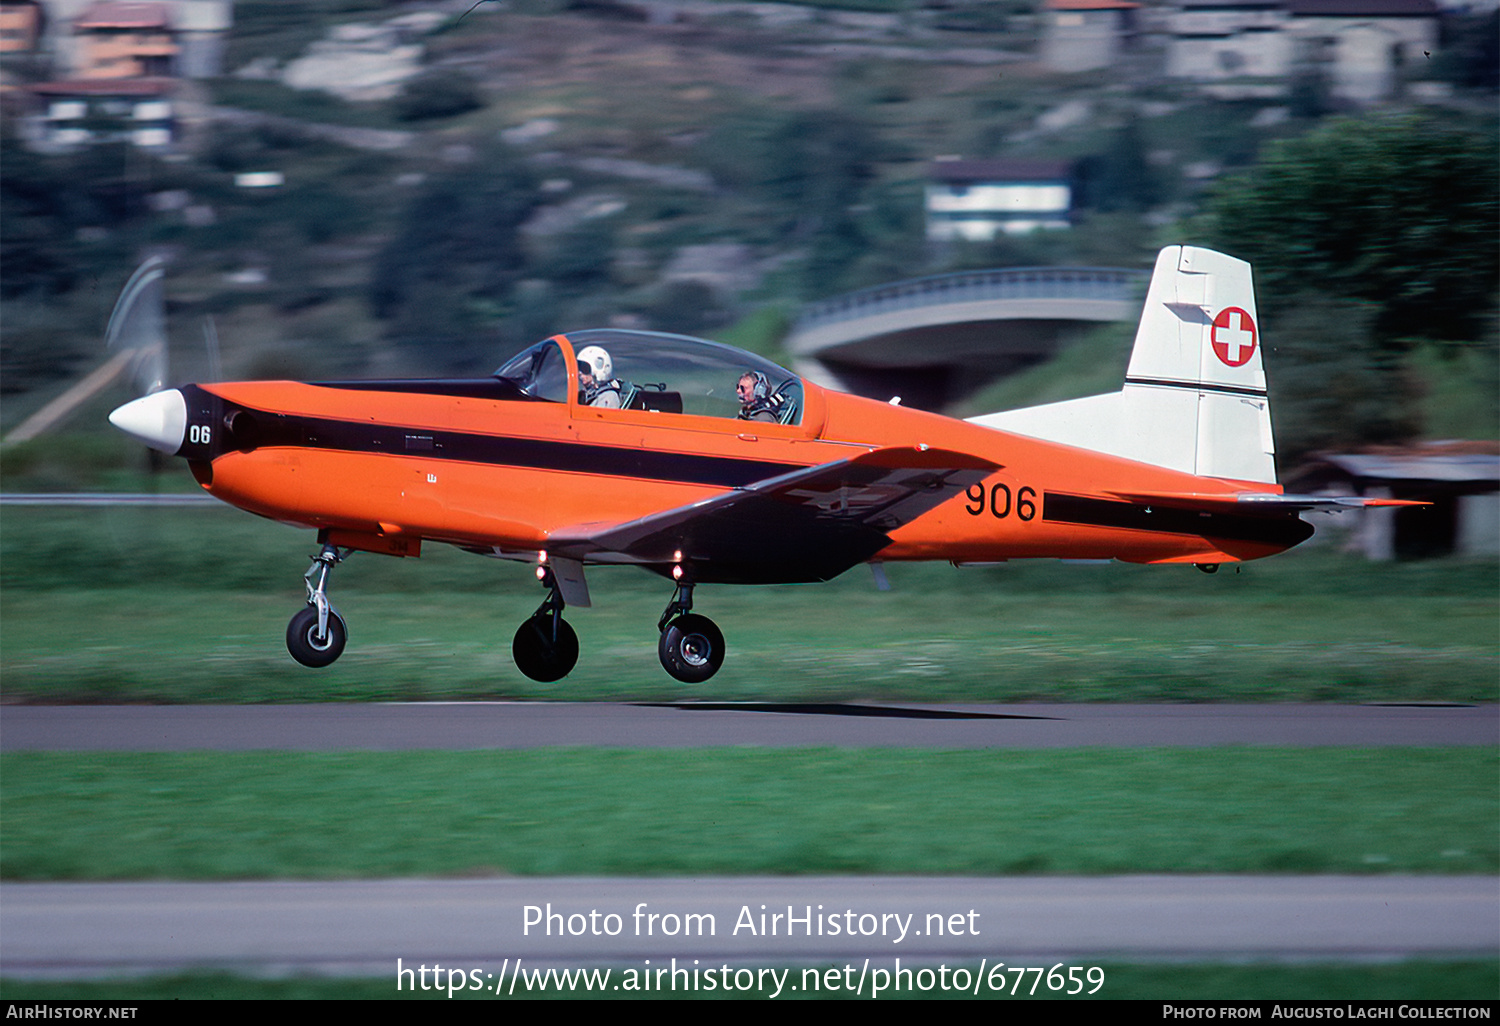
xmin=740 ymin=371 xmax=769 ymax=401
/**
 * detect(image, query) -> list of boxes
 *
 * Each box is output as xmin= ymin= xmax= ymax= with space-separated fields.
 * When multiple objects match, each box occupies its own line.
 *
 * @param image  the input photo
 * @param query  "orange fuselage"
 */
xmin=184 ymin=351 xmax=1300 ymax=573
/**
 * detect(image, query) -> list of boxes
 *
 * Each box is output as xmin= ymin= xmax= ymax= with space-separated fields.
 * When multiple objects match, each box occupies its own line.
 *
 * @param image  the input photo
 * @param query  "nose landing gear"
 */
xmin=657 ymin=581 xmax=725 ymax=683
xmin=287 ymin=544 xmax=349 ymax=667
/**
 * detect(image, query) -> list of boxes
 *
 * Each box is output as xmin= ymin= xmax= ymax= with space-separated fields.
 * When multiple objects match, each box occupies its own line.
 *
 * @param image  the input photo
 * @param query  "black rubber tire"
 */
xmin=658 ymin=613 xmax=725 ymax=683
xmin=287 ymin=605 xmax=348 ymax=668
xmin=512 ymin=614 xmax=580 ymax=682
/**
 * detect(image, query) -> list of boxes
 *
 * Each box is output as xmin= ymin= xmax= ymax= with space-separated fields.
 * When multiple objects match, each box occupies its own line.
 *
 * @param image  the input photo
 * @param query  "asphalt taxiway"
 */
xmin=4 ymin=876 xmax=1496 ymax=977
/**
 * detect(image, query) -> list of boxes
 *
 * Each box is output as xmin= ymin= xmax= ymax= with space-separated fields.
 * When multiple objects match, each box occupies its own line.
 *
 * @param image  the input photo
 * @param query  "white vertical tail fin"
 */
xmin=968 ymin=245 xmax=1277 ymax=484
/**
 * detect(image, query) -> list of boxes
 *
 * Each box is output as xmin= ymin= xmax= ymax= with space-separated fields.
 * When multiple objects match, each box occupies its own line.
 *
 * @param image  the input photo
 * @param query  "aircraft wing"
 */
xmin=1105 ymin=490 xmax=1427 ymax=512
xmin=549 ymin=446 xmax=997 ymax=584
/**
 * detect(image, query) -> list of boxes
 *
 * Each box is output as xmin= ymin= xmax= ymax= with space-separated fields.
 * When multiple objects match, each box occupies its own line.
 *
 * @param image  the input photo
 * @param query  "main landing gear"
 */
xmin=281 ymin=544 xmax=727 ymax=684
xmin=511 ymin=566 xmax=580 ymax=682
xmin=505 ymin=568 xmax=727 ymax=684
xmin=287 ymin=544 xmax=349 ymax=668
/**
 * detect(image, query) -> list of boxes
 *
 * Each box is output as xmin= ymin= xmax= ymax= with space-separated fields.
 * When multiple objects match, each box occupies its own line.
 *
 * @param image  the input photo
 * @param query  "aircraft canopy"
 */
xmin=495 ymin=329 xmax=803 ymax=426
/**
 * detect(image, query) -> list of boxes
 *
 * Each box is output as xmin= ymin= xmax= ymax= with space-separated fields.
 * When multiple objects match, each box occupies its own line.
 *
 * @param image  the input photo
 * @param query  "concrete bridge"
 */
xmin=785 ymin=266 xmax=1148 ymax=409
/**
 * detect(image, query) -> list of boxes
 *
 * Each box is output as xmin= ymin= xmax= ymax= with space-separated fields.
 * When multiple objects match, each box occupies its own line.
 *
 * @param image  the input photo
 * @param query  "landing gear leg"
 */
xmin=657 ymin=580 xmax=725 ymax=683
xmin=287 ymin=543 xmax=349 ymax=667
xmin=512 ymin=567 xmax=579 ymax=682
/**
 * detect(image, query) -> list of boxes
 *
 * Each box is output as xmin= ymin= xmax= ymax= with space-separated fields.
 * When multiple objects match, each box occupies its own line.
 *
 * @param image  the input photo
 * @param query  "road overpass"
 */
xmin=785 ymin=266 xmax=1147 ymax=409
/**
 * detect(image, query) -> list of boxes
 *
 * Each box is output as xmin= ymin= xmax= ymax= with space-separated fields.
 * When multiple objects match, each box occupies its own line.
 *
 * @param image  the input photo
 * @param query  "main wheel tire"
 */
xmin=658 ymin=613 xmax=725 ymax=683
xmin=287 ymin=605 xmax=348 ymax=668
xmin=512 ymin=614 xmax=579 ymax=682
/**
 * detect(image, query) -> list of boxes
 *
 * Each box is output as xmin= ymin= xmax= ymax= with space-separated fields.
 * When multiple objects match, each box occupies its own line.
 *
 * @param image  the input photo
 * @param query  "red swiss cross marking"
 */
xmin=1211 ymin=307 xmax=1257 ymax=368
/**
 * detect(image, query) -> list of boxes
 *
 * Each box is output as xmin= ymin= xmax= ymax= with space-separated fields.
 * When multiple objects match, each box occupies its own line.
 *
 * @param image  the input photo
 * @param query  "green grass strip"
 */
xmin=3 ymin=749 xmax=1494 ymax=880
xmin=2 ymin=507 xmax=1495 ymax=703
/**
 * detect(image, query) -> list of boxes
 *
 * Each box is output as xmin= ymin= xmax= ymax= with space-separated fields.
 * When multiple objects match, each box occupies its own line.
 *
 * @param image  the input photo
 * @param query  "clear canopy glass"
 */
xmin=495 ymin=329 xmax=803 ymax=425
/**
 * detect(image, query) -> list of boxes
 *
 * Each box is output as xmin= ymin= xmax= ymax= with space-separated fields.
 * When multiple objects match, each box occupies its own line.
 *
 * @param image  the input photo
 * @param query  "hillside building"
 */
xmin=23 ymin=0 xmax=229 ymax=150
xmin=31 ymin=74 xmax=172 ymax=146
xmin=1164 ymin=0 xmax=1440 ymax=104
xmin=0 ymin=0 xmax=44 ymax=53
xmin=1041 ymin=0 xmax=1141 ymax=72
xmin=926 ymin=158 xmax=1074 ymax=242
xmin=72 ymin=0 xmax=176 ymax=78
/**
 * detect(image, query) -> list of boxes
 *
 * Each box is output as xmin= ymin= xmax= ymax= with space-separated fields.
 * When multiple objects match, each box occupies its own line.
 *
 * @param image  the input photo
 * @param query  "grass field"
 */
xmin=3 ymin=748 xmax=1493 ymax=879
xmin=1 ymin=505 xmax=1495 ymax=704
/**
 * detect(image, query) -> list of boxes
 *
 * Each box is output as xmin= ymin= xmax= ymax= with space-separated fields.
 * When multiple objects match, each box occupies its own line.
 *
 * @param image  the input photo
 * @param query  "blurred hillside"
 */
xmin=1 ymin=0 xmax=1496 ymax=483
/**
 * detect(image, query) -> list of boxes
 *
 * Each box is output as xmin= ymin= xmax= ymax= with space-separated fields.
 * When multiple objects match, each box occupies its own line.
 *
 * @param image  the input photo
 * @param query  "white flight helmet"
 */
xmin=576 ymin=345 xmax=612 ymax=381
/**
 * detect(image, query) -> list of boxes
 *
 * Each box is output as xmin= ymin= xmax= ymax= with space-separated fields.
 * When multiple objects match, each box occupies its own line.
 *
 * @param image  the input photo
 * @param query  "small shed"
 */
xmin=1286 ymin=442 xmax=1500 ymax=560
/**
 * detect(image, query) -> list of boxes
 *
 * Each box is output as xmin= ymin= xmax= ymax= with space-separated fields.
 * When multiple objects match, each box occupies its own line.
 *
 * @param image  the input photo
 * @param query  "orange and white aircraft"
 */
xmin=108 ymin=246 xmax=1407 ymax=682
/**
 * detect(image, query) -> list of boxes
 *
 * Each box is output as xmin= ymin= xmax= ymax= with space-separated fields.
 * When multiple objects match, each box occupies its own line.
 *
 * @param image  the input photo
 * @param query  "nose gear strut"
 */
xmin=286 ymin=543 xmax=350 ymax=667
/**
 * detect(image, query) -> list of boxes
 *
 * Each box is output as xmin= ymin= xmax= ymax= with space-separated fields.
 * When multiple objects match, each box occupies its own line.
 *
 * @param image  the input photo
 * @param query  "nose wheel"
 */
xmin=656 ymin=582 xmax=725 ymax=683
xmin=287 ymin=605 xmax=348 ymax=667
xmin=287 ymin=543 xmax=349 ymax=667
xmin=512 ymin=567 xmax=579 ymax=682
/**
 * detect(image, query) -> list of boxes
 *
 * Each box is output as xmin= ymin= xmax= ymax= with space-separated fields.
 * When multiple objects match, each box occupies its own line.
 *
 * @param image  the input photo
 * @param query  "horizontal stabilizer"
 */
xmin=1105 ymin=489 xmax=1428 ymax=513
xmin=550 ymin=446 xmax=997 ymax=583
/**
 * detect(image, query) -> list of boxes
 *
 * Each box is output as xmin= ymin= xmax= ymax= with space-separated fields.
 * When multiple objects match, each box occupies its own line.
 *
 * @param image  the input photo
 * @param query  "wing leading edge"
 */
xmin=549 ymin=446 xmax=997 ymax=584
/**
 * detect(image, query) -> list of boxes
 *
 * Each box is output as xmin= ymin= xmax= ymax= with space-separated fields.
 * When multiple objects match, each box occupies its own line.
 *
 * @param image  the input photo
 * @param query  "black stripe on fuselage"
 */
xmin=1043 ymin=492 xmax=1313 ymax=547
xmin=1125 ymin=376 xmax=1268 ymax=399
xmin=311 ymin=378 xmax=543 ymax=401
xmin=209 ymin=392 xmax=805 ymax=489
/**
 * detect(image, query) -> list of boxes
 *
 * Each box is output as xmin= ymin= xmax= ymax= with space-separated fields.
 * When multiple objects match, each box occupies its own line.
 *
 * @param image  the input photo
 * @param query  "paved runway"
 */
xmin=3 ymin=701 xmax=1494 ymax=751
xmin=5 ymin=876 xmax=1496 ymax=977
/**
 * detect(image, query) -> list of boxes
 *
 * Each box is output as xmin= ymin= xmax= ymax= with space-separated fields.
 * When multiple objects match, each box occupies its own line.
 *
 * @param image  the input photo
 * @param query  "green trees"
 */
xmin=1195 ymin=113 xmax=1497 ymax=349
xmin=1192 ymin=113 xmax=1498 ymax=454
xmin=700 ymin=108 xmax=896 ymax=297
xmin=368 ymin=146 xmax=539 ymax=368
xmin=394 ymin=70 xmax=483 ymax=123
xmin=1073 ymin=119 xmax=1161 ymax=214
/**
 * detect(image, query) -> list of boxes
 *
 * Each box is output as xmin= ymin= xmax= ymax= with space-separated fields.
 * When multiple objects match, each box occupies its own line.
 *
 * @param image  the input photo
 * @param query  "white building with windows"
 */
xmin=1164 ymin=0 xmax=1440 ymax=104
xmin=1287 ymin=0 xmax=1440 ymax=102
xmin=926 ymin=159 xmax=1073 ymax=242
xmin=1042 ymin=0 xmax=1141 ymax=73
xmin=32 ymin=76 xmax=174 ymax=147
xmin=22 ymin=1 xmax=230 ymax=150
